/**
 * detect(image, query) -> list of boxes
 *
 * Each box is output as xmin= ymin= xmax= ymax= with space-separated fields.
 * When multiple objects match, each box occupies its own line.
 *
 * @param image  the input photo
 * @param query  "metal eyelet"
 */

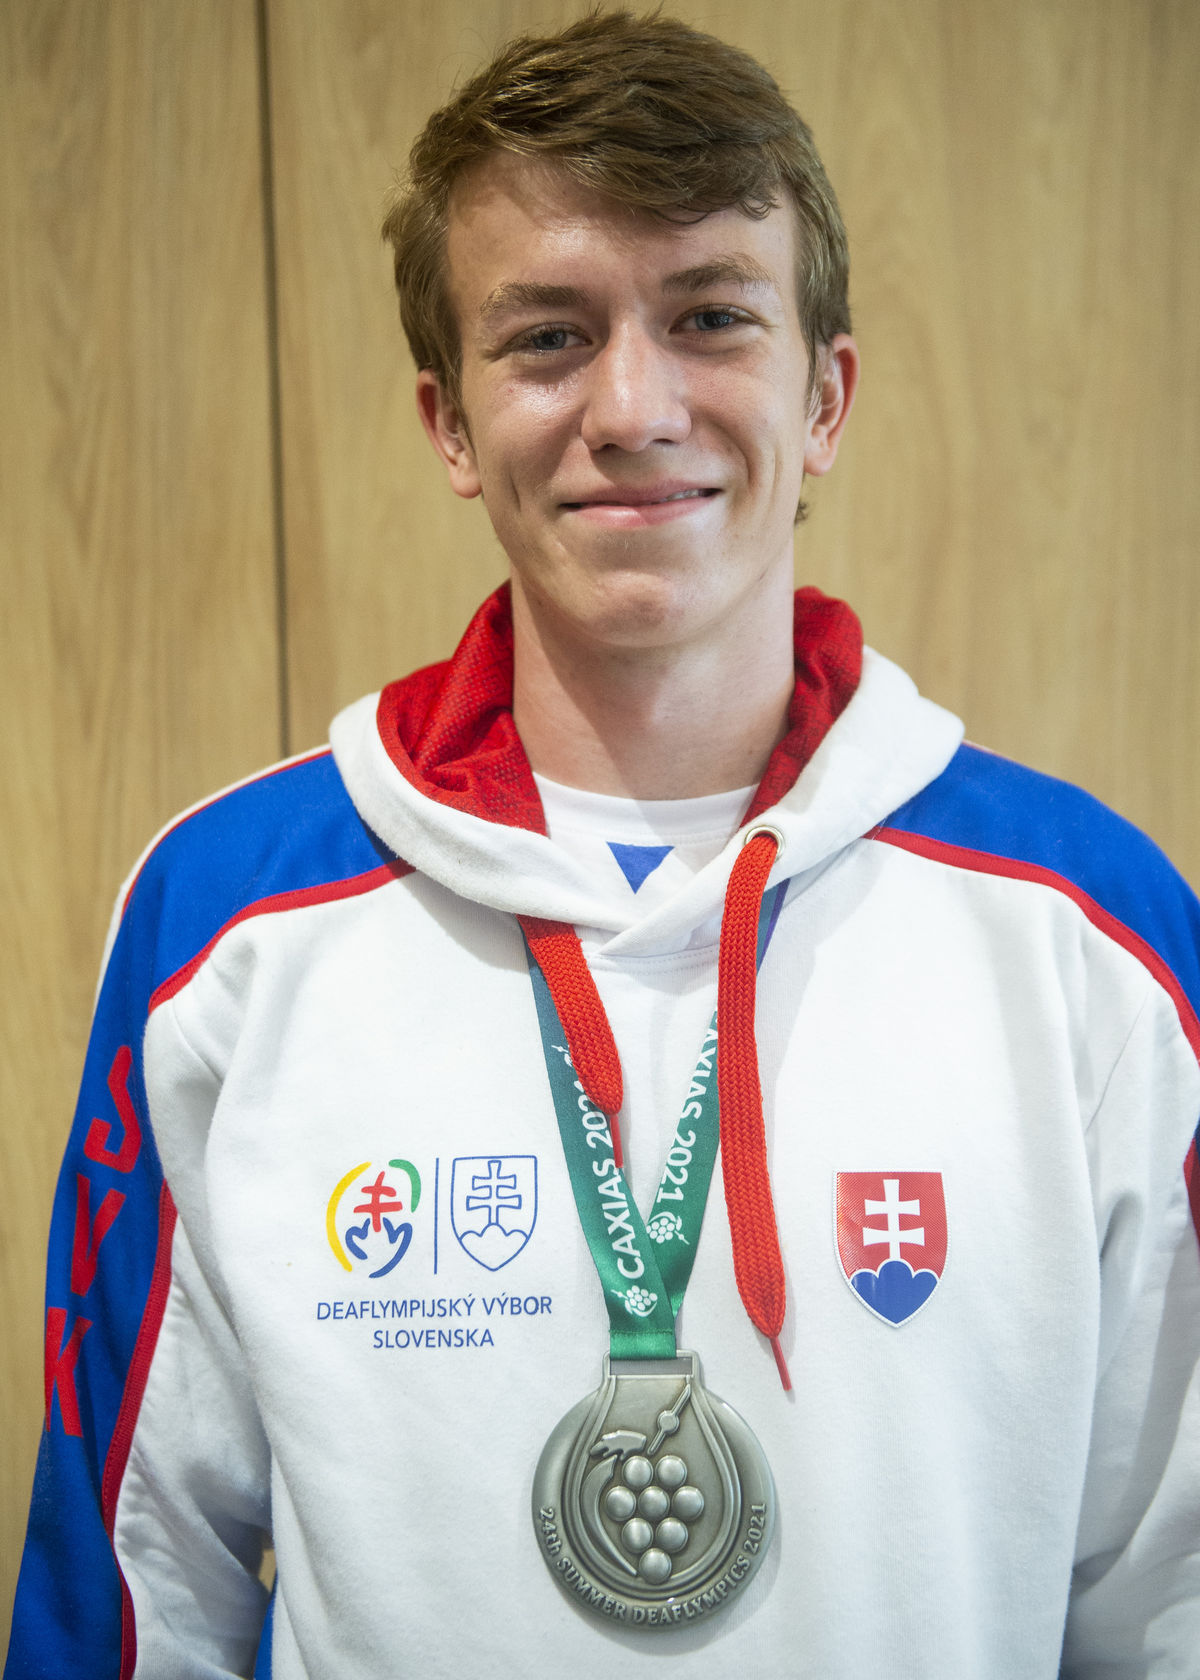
xmin=742 ymin=823 xmax=785 ymax=852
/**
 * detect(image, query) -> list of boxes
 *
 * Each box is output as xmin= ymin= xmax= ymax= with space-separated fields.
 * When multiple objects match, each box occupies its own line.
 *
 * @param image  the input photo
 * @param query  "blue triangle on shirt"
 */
xmin=608 ymin=842 xmax=673 ymax=893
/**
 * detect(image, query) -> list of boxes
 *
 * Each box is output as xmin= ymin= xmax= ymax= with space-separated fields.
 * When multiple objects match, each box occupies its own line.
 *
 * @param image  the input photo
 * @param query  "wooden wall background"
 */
xmin=2 ymin=0 xmax=1197 ymax=1643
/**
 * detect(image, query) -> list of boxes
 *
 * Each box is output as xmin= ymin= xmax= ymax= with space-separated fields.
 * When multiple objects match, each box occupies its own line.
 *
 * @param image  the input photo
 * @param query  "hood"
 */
xmin=330 ymin=585 xmax=963 ymax=954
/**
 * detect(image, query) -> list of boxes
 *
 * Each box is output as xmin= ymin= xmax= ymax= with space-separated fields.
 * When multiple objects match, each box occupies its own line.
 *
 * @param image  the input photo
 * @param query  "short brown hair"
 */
xmin=382 ymin=10 xmax=850 ymax=409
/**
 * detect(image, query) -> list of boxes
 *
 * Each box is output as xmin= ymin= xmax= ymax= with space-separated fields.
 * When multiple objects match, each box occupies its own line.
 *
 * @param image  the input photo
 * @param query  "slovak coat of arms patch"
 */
xmin=450 ymin=1154 xmax=538 ymax=1271
xmin=835 ymin=1172 xmax=947 ymax=1325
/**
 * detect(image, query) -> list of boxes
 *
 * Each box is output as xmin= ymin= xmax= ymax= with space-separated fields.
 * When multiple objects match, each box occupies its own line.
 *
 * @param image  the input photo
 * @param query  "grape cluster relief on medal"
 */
xmin=583 ymin=1381 xmax=705 ymax=1585
xmin=603 ymin=1450 xmax=704 ymax=1584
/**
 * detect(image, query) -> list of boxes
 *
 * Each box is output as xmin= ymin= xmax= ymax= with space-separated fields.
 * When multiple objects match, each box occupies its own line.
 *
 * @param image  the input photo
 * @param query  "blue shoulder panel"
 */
xmin=883 ymin=742 xmax=1200 ymax=1027
xmin=6 ymin=751 xmax=390 ymax=1678
xmin=130 ymin=750 xmax=396 ymax=997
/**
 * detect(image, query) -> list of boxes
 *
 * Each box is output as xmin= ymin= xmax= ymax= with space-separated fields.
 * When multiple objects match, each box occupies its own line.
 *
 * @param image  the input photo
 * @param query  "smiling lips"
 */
xmin=561 ymin=485 xmax=720 ymax=526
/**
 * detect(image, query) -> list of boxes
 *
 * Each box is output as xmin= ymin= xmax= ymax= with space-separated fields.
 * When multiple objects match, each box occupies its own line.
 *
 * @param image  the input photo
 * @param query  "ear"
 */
xmin=802 ymin=334 xmax=860 ymax=478
xmin=416 ymin=369 xmax=482 ymax=499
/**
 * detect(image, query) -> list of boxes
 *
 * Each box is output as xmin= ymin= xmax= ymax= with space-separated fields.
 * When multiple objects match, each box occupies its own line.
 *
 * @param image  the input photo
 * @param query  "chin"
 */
xmin=558 ymin=570 xmax=736 ymax=654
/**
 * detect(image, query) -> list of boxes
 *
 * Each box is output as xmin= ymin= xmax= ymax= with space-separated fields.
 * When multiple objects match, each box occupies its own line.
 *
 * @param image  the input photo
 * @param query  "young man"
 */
xmin=8 ymin=13 xmax=1200 ymax=1678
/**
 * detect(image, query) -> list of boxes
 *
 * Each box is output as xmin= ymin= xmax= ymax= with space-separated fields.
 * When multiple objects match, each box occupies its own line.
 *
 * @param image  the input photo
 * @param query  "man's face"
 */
xmin=419 ymin=153 xmax=855 ymax=656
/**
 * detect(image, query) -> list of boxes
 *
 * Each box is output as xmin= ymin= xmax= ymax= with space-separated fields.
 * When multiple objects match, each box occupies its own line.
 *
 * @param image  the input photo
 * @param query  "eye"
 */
xmin=681 ymin=306 xmax=751 ymax=333
xmin=510 ymin=324 xmax=583 ymax=355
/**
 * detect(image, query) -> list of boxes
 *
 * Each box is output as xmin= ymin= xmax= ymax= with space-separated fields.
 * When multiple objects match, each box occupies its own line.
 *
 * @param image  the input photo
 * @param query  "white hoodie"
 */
xmin=8 ymin=588 xmax=1200 ymax=1680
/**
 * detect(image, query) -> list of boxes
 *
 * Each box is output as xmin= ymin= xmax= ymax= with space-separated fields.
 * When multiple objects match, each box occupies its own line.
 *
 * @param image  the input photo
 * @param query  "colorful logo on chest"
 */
xmin=835 ymin=1172 xmax=947 ymax=1325
xmin=327 ymin=1159 xmax=421 ymax=1278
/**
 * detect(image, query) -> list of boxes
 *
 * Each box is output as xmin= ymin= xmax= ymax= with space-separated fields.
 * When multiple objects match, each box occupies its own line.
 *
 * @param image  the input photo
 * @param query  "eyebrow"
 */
xmin=477 ymin=255 xmax=778 ymax=322
xmin=478 ymin=282 xmax=587 ymax=321
xmin=660 ymin=256 xmax=778 ymax=296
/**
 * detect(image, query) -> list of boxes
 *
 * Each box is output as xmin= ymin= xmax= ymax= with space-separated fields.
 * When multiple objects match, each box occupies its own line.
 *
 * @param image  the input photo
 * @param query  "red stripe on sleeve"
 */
xmin=100 ymin=1182 xmax=178 ymax=1680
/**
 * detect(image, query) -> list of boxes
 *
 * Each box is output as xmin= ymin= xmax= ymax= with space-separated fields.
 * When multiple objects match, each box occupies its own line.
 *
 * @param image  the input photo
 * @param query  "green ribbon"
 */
xmin=526 ymin=881 xmax=786 ymax=1361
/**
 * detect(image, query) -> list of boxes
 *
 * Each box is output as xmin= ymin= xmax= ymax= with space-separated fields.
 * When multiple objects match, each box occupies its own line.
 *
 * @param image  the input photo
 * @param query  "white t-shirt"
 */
xmin=534 ymin=773 xmax=754 ymax=929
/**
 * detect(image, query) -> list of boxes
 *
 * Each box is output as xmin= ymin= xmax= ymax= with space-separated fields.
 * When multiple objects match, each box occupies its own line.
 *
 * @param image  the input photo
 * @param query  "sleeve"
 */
xmin=1062 ymin=980 xmax=1200 ymax=1676
xmin=4 ymin=866 xmax=272 ymax=1680
xmin=880 ymin=744 xmax=1200 ymax=1670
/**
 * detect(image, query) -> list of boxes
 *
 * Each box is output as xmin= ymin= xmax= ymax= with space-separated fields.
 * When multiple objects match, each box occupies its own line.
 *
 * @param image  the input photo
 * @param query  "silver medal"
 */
xmin=532 ymin=1350 xmax=775 ymax=1629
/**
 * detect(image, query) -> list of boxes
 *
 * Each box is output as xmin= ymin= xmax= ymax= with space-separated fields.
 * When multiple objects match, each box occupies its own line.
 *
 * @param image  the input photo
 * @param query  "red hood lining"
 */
xmin=375 ymin=583 xmax=863 ymax=832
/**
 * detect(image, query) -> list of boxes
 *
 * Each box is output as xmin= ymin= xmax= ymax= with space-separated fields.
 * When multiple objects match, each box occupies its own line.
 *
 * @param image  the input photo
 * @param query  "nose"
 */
xmin=578 ymin=326 xmax=692 ymax=453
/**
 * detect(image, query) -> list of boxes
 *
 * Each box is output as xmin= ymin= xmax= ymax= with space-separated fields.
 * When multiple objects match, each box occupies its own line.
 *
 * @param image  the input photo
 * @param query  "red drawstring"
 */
xmin=522 ymin=829 xmax=791 ymax=1391
xmin=519 ymin=915 xmax=625 ymax=1168
xmin=717 ymin=831 xmax=791 ymax=1391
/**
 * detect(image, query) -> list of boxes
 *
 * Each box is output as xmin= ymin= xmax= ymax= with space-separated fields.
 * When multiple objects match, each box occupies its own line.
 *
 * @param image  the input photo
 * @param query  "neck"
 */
xmin=510 ymin=577 xmax=796 ymax=800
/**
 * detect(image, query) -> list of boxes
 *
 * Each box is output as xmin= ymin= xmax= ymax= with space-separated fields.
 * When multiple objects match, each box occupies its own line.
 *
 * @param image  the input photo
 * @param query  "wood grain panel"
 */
xmin=271 ymin=0 xmax=1198 ymax=880
xmin=0 ymin=0 xmax=279 ymax=1642
xmin=265 ymin=0 xmax=554 ymax=749
xmin=798 ymin=0 xmax=1200 ymax=876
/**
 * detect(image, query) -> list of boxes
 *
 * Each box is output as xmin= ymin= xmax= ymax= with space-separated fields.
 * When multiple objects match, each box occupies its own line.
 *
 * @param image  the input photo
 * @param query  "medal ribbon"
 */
xmin=525 ymin=877 xmax=786 ymax=1362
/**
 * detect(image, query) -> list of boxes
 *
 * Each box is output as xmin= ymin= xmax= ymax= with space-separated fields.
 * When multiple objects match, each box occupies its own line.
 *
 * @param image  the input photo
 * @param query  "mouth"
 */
xmin=561 ymin=486 xmax=719 ymax=510
xmin=559 ymin=486 xmax=721 ymax=527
